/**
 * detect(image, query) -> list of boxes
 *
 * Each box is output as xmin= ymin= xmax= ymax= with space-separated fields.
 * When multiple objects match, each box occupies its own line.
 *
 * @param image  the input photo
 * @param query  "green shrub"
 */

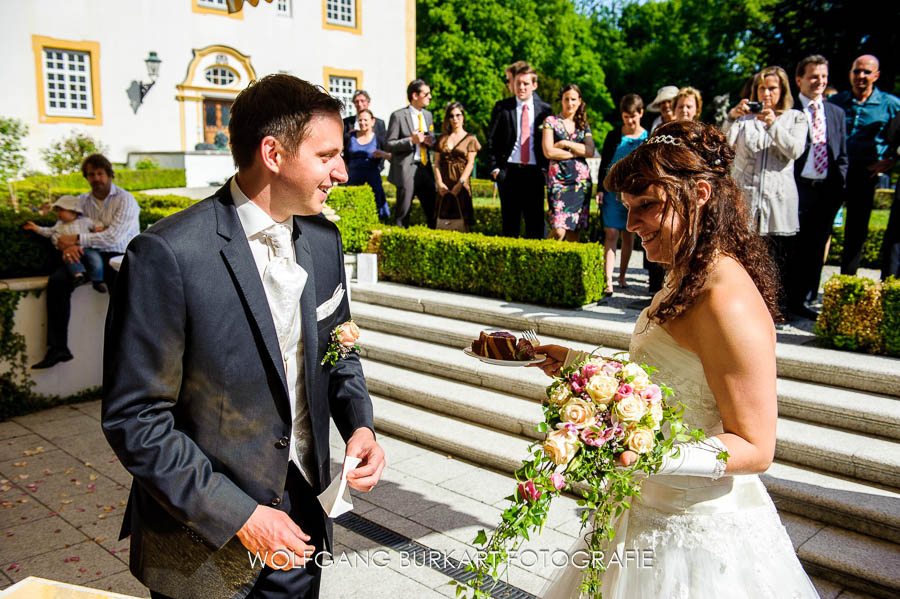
xmin=40 ymin=131 xmax=107 ymax=174
xmin=0 ymin=117 xmax=28 ymax=183
xmin=135 ymin=157 xmax=161 ymax=170
xmin=827 ymin=225 xmax=885 ymax=268
xmin=813 ymin=274 xmax=900 ymax=357
xmin=382 ymin=176 xmax=496 ymax=198
xmin=0 ymin=209 xmax=59 ymax=278
xmin=370 ymin=227 xmax=605 ymax=307
xmin=328 ymin=185 xmax=379 ymax=253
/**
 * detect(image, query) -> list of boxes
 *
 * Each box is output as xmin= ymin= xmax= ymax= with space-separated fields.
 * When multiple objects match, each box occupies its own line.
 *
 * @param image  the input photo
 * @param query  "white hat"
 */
xmin=648 ymin=86 xmax=680 ymax=112
xmin=52 ymin=195 xmax=83 ymax=214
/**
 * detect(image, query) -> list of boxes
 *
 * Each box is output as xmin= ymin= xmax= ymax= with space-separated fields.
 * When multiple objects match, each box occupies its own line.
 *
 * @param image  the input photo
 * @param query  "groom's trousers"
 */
xmin=149 ymin=463 xmax=325 ymax=599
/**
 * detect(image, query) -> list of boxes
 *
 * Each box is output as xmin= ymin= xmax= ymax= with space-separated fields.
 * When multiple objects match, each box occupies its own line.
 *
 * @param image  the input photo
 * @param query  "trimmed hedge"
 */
xmin=369 ymin=227 xmax=605 ymax=307
xmin=814 ymin=275 xmax=900 ymax=357
xmin=826 ymin=225 xmax=885 ymax=269
xmin=0 ymin=210 xmax=59 ymax=278
xmin=382 ymin=177 xmax=495 ymax=198
xmin=2 ymin=169 xmax=187 ymax=209
xmin=329 ymin=185 xmax=379 ymax=253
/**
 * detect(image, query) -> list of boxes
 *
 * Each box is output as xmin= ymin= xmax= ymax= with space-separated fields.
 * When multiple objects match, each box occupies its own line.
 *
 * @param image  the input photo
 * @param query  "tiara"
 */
xmin=646 ymin=135 xmax=683 ymax=146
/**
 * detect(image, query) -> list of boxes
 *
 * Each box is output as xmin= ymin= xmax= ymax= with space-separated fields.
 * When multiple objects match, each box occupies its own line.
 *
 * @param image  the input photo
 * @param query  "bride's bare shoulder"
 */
xmin=689 ymin=255 xmax=774 ymax=337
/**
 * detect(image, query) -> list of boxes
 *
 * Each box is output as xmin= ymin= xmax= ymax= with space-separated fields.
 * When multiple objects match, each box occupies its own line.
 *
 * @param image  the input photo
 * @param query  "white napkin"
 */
xmin=317 ymin=455 xmax=362 ymax=518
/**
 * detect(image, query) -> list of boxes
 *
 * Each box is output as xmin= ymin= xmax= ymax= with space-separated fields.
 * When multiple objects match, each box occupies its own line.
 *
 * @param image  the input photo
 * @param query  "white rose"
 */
xmin=542 ymin=429 xmax=580 ymax=465
xmin=614 ymin=395 xmax=647 ymax=423
xmin=626 ymin=428 xmax=655 ymax=454
xmin=560 ymin=398 xmax=597 ymax=429
xmin=623 ymin=363 xmax=651 ymax=391
xmin=586 ymin=374 xmax=618 ymax=407
xmin=649 ymin=402 xmax=664 ymax=430
xmin=548 ymin=384 xmax=572 ymax=407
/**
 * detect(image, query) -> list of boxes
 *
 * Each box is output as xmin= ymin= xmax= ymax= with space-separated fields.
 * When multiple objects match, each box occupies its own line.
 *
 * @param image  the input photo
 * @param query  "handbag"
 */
xmin=435 ymin=191 xmax=469 ymax=233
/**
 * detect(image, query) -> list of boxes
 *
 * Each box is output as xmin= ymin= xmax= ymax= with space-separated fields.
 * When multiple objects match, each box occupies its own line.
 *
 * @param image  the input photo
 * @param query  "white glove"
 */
xmin=657 ymin=437 xmax=729 ymax=479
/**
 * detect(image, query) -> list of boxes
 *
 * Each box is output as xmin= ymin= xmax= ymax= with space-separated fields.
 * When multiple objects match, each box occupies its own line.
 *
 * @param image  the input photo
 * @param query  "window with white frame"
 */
xmin=197 ymin=0 xmax=227 ymax=9
xmin=276 ymin=0 xmax=291 ymax=16
xmin=325 ymin=0 xmax=356 ymax=28
xmin=328 ymin=76 xmax=356 ymax=117
xmin=43 ymin=48 xmax=94 ymax=117
xmin=204 ymin=66 xmax=236 ymax=86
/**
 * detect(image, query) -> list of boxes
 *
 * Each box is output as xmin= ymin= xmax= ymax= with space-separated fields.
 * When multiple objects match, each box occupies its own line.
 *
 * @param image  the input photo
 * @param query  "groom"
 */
xmin=102 ymin=75 xmax=385 ymax=599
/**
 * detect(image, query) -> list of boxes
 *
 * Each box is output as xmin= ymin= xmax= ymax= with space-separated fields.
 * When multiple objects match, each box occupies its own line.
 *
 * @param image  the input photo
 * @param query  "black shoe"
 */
xmin=788 ymin=304 xmax=819 ymax=321
xmin=31 ymin=347 xmax=74 ymax=369
xmin=72 ymin=273 xmax=88 ymax=286
xmin=92 ymin=281 xmax=108 ymax=293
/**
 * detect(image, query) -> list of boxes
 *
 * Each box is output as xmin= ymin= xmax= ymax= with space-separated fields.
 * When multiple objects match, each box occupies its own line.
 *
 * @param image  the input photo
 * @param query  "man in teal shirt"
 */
xmin=829 ymin=54 xmax=900 ymax=275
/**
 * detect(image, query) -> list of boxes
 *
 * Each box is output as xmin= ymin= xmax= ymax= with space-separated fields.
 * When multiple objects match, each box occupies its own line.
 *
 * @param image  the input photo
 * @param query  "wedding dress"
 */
xmin=542 ymin=307 xmax=820 ymax=598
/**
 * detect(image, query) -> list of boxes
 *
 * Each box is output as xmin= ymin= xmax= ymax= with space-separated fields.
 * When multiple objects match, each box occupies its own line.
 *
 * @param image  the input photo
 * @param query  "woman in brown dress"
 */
xmin=434 ymin=101 xmax=482 ymax=230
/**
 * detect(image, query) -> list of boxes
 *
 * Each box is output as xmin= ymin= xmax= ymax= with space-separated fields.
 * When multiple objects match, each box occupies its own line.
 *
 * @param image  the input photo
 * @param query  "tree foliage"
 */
xmin=40 ymin=131 xmax=107 ymax=175
xmin=0 ymin=117 xmax=28 ymax=183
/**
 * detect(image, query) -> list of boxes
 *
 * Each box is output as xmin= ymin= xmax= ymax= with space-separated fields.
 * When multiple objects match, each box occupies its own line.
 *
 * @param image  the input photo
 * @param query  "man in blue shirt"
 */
xmin=829 ymin=54 xmax=900 ymax=275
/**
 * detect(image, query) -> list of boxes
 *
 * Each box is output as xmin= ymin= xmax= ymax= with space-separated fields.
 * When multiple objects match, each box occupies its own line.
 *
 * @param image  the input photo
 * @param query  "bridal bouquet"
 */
xmin=453 ymin=353 xmax=717 ymax=598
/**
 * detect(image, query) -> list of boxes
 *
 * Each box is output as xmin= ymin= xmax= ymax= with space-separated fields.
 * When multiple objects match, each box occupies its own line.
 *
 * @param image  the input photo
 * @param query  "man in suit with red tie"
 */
xmin=486 ymin=62 xmax=553 ymax=238
xmin=787 ymin=55 xmax=848 ymax=319
xmin=386 ymin=79 xmax=436 ymax=228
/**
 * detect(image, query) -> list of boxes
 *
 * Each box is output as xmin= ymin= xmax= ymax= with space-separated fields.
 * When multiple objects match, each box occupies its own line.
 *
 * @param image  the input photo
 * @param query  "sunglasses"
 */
xmin=449 ymin=113 xmax=464 ymax=119
xmin=852 ymin=69 xmax=874 ymax=75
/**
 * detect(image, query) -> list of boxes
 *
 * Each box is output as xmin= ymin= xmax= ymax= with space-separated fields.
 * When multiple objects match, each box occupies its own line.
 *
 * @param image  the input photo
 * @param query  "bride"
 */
xmin=533 ymin=120 xmax=819 ymax=598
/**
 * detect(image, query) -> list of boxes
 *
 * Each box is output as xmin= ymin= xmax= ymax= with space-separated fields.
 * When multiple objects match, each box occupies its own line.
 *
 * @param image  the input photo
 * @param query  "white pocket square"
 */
xmin=316 ymin=284 xmax=344 ymax=321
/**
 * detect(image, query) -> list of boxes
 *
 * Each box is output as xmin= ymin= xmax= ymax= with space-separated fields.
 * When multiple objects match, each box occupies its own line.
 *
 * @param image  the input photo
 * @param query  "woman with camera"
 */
xmin=724 ymin=66 xmax=807 ymax=320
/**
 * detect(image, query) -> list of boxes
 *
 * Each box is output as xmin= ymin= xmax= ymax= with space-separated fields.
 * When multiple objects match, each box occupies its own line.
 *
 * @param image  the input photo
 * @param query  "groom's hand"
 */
xmin=345 ymin=427 xmax=385 ymax=492
xmin=236 ymin=505 xmax=316 ymax=570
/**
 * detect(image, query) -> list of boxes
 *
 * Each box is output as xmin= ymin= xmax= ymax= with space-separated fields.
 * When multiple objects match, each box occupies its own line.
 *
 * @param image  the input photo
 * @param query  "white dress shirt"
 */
xmin=230 ymin=176 xmax=315 ymax=483
xmin=798 ymin=93 xmax=828 ymax=180
xmin=408 ymin=104 xmax=427 ymax=162
xmin=508 ymin=96 xmax=537 ymax=165
xmin=77 ymin=183 xmax=141 ymax=253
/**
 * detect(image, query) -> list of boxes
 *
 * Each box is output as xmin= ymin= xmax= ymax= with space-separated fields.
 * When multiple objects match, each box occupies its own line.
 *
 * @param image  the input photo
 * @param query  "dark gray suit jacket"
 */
xmin=385 ymin=106 xmax=434 ymax=186
xmin=102 ymin=181 xmax=373 ymax=599
xmin=795 ymin=100 xmax=849 ymax=188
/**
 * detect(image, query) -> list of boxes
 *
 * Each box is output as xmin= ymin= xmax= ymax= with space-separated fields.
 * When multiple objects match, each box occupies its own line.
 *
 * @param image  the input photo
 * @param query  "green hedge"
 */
xmin=826 ymin=225 xmax=885 ymax=269
xmin=329 ymin=185 xmax=379 ymax=253
xmin=2 ymin=169 xmax=187 ymax=209
xmin=382 ymin=177 xmax=495 ymax=198
xmin=814 ymin=274 xmax=900 ymax=357
xmin=369 ymin=227 xmax=605 ymax=307
xmin=0 ymin=210 xmax=59 ymax=278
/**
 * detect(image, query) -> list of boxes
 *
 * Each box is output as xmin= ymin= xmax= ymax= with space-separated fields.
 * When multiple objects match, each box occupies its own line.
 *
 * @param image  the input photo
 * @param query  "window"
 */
xmin=325 ymin=0 xmax=355 ymax=28
xmin=328 ymin=75 xmax=356 ymax=118
xmin=197 ymin=0 xmax=226 ymax=8
xmin=43 ymin=48 xmax=93 ymax=117
xmin=204 ymin=66 xmax=236 ymax=86
xmin=276 ymin=0 xmax=291 ymax=16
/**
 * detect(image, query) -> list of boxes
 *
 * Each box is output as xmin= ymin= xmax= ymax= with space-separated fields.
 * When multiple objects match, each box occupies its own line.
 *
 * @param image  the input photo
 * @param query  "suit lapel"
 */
xmin=216 ymin=190 xmax=290 ymax=400
xmin=293 ymin=218 xmax=325 ymax=446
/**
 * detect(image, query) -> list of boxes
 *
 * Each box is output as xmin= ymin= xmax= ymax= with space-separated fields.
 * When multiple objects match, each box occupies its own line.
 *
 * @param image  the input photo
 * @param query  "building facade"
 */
xmin=1 ymin=0 xmax=416 ymax=172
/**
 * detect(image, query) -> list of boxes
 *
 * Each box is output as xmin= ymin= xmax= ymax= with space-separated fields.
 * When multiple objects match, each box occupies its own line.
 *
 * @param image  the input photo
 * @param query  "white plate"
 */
xmin=464 ymin=347 xmax=546 ymax=367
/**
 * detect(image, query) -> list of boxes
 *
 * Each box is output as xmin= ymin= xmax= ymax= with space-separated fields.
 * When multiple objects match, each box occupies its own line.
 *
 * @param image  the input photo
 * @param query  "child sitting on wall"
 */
xmin=23 ymin=195 xmax=108 ymax=293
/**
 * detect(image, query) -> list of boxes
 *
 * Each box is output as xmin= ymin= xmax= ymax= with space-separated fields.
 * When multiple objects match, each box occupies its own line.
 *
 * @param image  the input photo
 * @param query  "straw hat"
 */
xmin=648 ymin=86 xmax=679 ymax=112
xmin=51 ymin=195 xmax=83 ymax=214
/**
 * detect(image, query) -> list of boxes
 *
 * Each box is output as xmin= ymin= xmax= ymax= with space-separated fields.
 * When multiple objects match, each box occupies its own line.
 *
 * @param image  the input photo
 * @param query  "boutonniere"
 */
xmin=322 ymin=320 xmax=361 ymax=367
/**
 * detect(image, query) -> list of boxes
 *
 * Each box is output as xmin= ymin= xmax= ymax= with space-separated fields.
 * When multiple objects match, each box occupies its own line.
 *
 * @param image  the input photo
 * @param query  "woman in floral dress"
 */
xmin=542 ymin=84 xmax=595 ymax=241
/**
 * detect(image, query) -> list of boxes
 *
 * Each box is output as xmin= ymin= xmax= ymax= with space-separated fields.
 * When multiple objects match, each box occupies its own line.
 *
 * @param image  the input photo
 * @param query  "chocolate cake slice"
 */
xmin=471 ymin=331 xmax=518 ymax=360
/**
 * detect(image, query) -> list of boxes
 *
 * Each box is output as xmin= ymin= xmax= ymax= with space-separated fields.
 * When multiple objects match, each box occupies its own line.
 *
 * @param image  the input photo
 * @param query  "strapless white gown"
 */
xmin=541 ymin=309 xmax=820 ymax=598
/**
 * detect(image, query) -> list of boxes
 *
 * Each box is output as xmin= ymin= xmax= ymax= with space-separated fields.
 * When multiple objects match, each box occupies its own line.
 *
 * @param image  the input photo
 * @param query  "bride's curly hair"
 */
xmin=603 ymin=120 xmax=779 ymax=324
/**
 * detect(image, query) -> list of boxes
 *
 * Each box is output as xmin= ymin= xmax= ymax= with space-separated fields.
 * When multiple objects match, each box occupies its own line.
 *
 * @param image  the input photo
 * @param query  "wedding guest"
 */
xmin=724 ymin=66 xmax=807 ymax=320
xmin=787 ymin=55 xmax=848 ymax=320
xmin=536 ymin=119 xmax=819 ymax=599
xmin=541 ymin=85 xmax=595 ymax=242
xmin=386 ymin=79 xmax=437 ymax=228
xmin=646 ymin=86 xmax=680 ymax=293
xmin=880 ymin=113 xmax=900 ymax=279
xmin=346 ymin=109 xmax=391 ymax=221
xmin=486 ymin=62 xmax=553 ymax=238
xmin=829 ymin=54 xmax=900 ymax=275
xmin=598 ymin=94 xmax=647 ymax=294
xmin=674 ymin=86 xmax=703 ymax=121
xmin=434 ymin=102 xmax=481 ymax=230
xmin=648 ymin=86 xmax=679 ymax=133
xmin=342 ymin=90 xmax=386 ymax=159
xmin=32 ymin=154 xmax=140 ymax=369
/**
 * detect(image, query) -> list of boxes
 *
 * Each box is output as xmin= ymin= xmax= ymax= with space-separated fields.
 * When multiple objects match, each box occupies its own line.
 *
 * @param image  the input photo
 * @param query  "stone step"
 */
xmin=364 ymin=359 xmax=900 ymax=544
xmin=354 ymin=301 xmax=900 ymax=440
xmin=351 ymin=281 xmax=900 ymax=397
xmin=371 ymin=395 xmax=900 ymax=598
xmin=359 ymin=329 xmax=900 ymax=488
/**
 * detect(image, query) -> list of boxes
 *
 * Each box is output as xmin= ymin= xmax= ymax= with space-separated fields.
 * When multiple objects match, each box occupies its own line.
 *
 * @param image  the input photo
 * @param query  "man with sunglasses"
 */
xmin=829 ymin=54 xmax=900 ymax=275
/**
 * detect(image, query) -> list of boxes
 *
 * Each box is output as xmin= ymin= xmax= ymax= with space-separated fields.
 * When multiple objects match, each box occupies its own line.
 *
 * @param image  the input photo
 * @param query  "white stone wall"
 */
xmin=1 ymin=0 xmax=412 ymax=172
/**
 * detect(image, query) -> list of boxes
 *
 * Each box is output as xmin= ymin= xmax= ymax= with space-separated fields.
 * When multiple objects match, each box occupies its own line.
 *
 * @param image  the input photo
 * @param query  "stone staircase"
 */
xmin=350 ymin=281 xmax=900 ymax=599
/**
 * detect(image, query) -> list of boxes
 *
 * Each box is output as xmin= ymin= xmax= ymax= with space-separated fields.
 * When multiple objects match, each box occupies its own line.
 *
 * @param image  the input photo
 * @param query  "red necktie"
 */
xmin=520 ymin=104 xmax=530 ymax=164
xmin=810 ymin=102 xmax=827 ymax=175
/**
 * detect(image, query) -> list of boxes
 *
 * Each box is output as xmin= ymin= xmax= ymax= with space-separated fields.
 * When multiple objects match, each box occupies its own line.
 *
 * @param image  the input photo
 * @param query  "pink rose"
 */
xmin=581 ymin=363 xmax=599 ymax=378
xmin=601 ymin=361 xmax=623 ymax=377
xmin=550 ymin=472 xmax=566 ymax=491
xmin=580 ymin=426 xmax=614 ymax=447
xmin=337 ymin=321 xmax=360 ymax=348
xmin=641 ymin=384 xmax=662 ymax=404
xmin=615 ymin=383 xmax=635 ymax=400
xmin=518 ymin=479 xmax=542 ymax=503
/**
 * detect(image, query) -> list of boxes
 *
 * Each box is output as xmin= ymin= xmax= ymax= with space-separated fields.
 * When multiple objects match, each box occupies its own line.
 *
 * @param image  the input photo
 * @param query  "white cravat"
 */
xmin=231 ymin=177 xmax=316 ymax=485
